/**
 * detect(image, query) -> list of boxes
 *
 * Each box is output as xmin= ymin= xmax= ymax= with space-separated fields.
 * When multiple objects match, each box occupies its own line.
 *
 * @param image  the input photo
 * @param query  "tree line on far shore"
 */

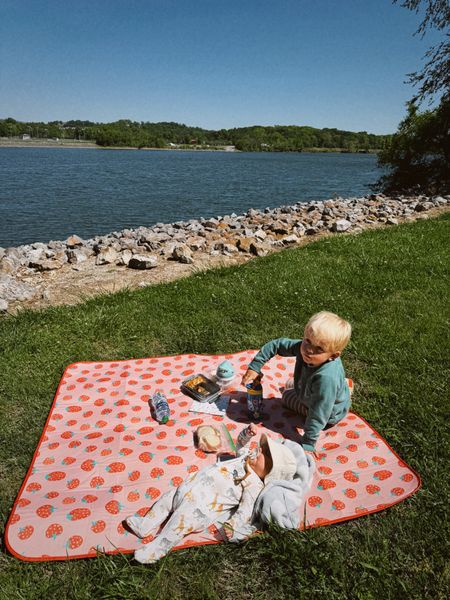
xmin=0 ymin=118 xmax=390 ymax=153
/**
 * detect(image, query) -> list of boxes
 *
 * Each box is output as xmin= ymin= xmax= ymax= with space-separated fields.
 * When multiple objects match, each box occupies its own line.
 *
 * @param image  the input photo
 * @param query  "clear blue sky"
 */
xmin=0 ymin=0 xmax=443 ymax=134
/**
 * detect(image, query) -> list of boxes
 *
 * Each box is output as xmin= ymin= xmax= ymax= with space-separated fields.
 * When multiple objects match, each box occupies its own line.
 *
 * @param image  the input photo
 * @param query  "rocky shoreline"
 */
xmin=1 ymin=193 xmax=448 ymax=314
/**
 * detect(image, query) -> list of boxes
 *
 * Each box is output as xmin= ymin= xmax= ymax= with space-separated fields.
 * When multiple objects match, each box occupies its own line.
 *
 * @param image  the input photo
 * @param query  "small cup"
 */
xmin=216 ymin=360 xmax=235 ymax=380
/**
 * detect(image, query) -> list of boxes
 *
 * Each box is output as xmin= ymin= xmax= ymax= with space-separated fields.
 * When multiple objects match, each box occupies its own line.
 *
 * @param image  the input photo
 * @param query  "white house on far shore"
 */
xmin=20 ymin=134 xmax=31 ymax=140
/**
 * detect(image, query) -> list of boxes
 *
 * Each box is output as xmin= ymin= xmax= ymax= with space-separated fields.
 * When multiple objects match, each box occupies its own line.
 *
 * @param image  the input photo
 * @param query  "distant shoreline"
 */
xmin=0 ymin=138 xmax=380 ymax=154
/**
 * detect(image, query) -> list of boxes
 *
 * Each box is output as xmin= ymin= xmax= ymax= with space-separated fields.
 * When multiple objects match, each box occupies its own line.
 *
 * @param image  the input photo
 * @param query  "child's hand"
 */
xmin=248 ymin=423 xmax=258 ymax=436
xmin=241 ymin=368 xmax=259 ymax=387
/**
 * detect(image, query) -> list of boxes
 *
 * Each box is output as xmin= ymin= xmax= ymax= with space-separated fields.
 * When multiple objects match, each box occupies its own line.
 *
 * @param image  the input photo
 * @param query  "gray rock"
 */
xmin=250 ymin=242 xmax=269 ymax=257
xmin=222 ymin=243 xmax=238 ymax=255
xmin=67 ymin=248 xmax=90 ymax=264
xmin=203 ymin=218 xmax=219 ymax=229
xmin=211 ymin=241 xmax=237 ymax=255
xmin=293 ymin=224 xmax=306 ymax=236
xmin=186 ymin=237 xmax=207 ymax=252
xmin=65 ymin=234 xmax=84 ymax=247
xmin=0 ymin=274 xmax=38 ymax=302
xmin=247 ymin=208 xmax=259 ymax=217
xmin=117 ymin=249 xmax=133 ymax=266
xmin=29 ymin=258 xmax=65 ymax=271
xmin=0 ymin=257 xmax=20 ymax=274
xmin=386 ymin=217 xmax=399 ymax=225
xmin=305 ymin=227 xmax=318 ymax=236
xmin=128 ymin=254 xmax=158 ymax=269
xmin=332 ymin=219 xmax=352 ymax=233
xmin=120 ymin=228 xmax=135 ymax=239
xmin=269 ymin=221 xmax=291 ymax=235
xmin=228 ymin=220 xmax=242 ymax=230
xmin=140 ymin=241 xmax=163 ymax=252
xmin=281 ymin=234 xmax=299 ymax=245
xmin=236 ymin=237 xmax=253 ymax=253
xmin=95 ymin=247 xmax=119 ymax=265
xmin=0 ymin=298 xmax=8 ymax=312
xmin=172 ymin=245 xmax=194 ymax=264
xmin=5 ymin=247 xmax=22 ymax=261
xmin=26 ymin=248 xmax=45 ymax=265
xmin=138 ymin=231 xmax=159 ymax=244
xmin=254 ymin=229 xmax=267 ymax=241
xmin=415 ymin=201 xmax=434 ymax=212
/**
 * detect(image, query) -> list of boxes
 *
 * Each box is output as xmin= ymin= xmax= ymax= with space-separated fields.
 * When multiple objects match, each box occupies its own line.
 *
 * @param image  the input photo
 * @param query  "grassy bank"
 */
xmin=1 ymin=215 xmax=449 ymax=600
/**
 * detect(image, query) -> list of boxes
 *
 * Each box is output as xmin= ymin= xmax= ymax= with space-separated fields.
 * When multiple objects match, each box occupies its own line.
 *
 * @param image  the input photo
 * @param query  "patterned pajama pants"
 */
xmin=130 ymin=474 xmax=235 ymax=564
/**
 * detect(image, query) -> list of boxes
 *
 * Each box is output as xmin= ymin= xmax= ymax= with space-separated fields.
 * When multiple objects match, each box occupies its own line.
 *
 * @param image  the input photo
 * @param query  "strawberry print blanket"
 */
xmin=5 ymin=351 xmax=421 ymax=561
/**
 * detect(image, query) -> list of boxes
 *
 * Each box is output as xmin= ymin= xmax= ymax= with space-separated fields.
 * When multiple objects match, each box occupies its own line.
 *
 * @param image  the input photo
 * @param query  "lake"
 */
xmin=0 ymin=148 xmax=383 ymax=247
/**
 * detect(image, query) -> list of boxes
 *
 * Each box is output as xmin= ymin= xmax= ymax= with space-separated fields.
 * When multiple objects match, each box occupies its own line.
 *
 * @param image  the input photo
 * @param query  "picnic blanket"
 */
xmin=5 ymin=351 xmax=421 ymax=561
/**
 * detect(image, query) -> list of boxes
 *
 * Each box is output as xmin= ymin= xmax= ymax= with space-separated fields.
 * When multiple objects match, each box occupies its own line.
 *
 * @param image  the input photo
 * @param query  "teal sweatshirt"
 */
xmin=248 ymin=338 xmax=350 ymax=452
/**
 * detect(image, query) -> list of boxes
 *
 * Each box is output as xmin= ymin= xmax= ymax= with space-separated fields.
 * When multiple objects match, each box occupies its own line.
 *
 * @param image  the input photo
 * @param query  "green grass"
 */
xmin=1 ymin=215 xmax=449 ymax=600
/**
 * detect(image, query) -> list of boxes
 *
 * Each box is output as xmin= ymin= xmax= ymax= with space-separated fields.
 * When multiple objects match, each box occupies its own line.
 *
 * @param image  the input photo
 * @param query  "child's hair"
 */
xmin=194 ymin=425 xmax=222 ymax=453
xmin=305 ymin=311 xmax=351 ymax=353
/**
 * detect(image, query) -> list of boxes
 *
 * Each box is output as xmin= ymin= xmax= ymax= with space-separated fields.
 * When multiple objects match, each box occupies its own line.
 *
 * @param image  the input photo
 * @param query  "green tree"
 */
xmin=394 ymin=0 xmax=450 ymax=103
xmin=376 ymin=1 xmax=449 ymax=194
xmin=377 ymin=98 xmax=450 ymax=193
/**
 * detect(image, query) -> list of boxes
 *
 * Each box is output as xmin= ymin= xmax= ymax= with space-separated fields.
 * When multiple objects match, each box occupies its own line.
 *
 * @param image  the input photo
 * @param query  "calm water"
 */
xmin=0 ymin=148 xmax=382 ymax=247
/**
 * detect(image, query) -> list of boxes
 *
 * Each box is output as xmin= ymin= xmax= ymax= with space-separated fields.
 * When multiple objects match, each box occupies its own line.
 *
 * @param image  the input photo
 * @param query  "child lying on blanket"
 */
xmin=242 ymin=311 xmax=352 ymax=453
xmin=126 ymin=423 xmax=297 ymax=564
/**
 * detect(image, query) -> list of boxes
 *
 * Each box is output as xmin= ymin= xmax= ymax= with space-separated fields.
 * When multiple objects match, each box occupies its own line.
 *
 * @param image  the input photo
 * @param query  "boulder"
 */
xmin=254 ymin=229 xmax=267 ymax=241
xmin=332 ymin=219 xmax=352 ymax=233
xmin=386 ymin=217 xmax=399 ymax=225
xmin=26 ymin=248 xmax=46 ymax=265
xmin=269 ymin=221 xmax=291 ymax=235
xmin=281 ymin=234 xmax=299 ymax=245
xmin=414 ymin=202 xmax=434 ymax=212
xmin=211 ymin=241 xmax=237 ymax=255
xmin=95 ymin=247 xmax=119 ymax=265
xmin=236 ymin=237 xmax=253 ymax=253
xmin=0 ymin=274 xmax=38 ymax=302
xmin=128 ymin=254 xmax=158 ymax=270
xmin=29 ymin=258 xmax=65 ymax=271
xmin=0 ymin=256 xmax=20 ymax=275
xmin=305 ymin=227 xmax=318 ymax=236
xmin=117 ymin=249 xmax=133 ymax=266
xmin=65 ymin=234 xmax=84 ymax=248
xmin=172 ymin=245 xmax=194 ymax=264
xmin=186 ymin=237 xmax=207 ymax=252
xmin=67 ymin=248 xmax=90 ymax=264
xmin=250 ymin=241 xmax=269 ymax=257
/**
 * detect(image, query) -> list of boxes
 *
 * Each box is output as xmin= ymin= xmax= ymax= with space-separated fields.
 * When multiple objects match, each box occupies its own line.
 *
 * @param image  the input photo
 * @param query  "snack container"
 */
xmin=180 ymin=373 xmax=221 ymax=403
